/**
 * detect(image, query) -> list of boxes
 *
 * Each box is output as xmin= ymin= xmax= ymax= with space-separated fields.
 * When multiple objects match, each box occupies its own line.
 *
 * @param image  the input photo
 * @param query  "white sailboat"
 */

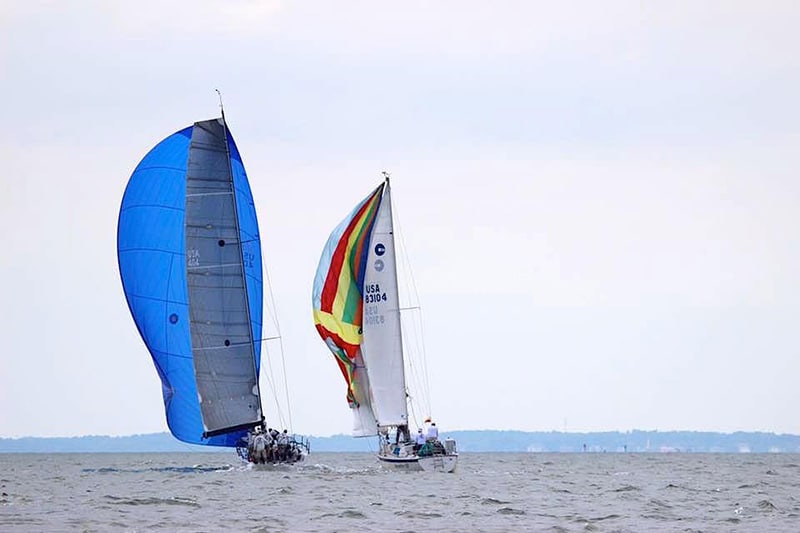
xmin=312 ymin=174 xmax=458 ymax=473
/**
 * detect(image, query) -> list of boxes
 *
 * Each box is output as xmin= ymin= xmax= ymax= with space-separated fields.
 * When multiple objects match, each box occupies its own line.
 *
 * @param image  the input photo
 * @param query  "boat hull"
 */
xmin=377 ymin=453 xmax=423 ymax=471
xmin=237 ymin=435 xmax=310 ymax=466
xmin=377 ymin=452 xmax=458 ymax=473
xmin=418 ymin=453 xmax=458 ymax=473
xmin=249 ymin=454 xmax=307 ymax=469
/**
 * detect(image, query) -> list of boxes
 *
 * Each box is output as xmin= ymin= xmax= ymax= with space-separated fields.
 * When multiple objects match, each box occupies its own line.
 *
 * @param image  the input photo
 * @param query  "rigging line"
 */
xmin=393 ymin=198 xmax=433 ymax=415
xmin=406 ymin=389 xmax=423 ymax=431
xmin=258 ymin=335 xmax=287 ymax=429
xmin=259 ymin=349 xmax=287 ymax=429
xmin=410 ymin=291 xmax=432 ymax=416
xmin=277 ymin=335 xmax=293 ymax=432
xmin=405 ymin=310 xmax=430 ymax=417
xmin=416 ymin=313 xmax=433 ymax=417
xmin=415 ymin=311 xmax=432 ymax=406
xmin=403 ymin=320 xmax=429 ymax=420
xmin=263 ymin=257 xmax=294 ymax=433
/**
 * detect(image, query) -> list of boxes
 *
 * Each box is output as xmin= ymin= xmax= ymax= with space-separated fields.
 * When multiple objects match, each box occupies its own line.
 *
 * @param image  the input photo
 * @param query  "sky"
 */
xmin=1 ymin=1 xmax=799 ymax=438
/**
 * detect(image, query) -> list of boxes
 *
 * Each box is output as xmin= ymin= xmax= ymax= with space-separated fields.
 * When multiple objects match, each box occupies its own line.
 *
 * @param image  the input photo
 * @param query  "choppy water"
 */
xmin=1 ymin=452 xmax=798 ymax=532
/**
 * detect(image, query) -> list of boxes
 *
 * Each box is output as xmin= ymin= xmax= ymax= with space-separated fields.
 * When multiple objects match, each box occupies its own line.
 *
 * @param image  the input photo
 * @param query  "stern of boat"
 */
xmin=418 ymin=453 xmax=458 ymax=473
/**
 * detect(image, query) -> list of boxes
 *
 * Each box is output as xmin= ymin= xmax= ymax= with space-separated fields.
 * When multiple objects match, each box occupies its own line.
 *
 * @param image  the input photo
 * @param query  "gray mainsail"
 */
xmin=185 ymin=118 xmax=262 ymax=437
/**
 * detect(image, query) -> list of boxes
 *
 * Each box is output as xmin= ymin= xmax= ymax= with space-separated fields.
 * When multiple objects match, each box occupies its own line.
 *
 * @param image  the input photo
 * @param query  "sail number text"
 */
xmin=364 ymin=283 xmax=387 ymax=304
xmin=364 ymin=304 xmax=385 ymax=326
xmin=364 ymin=285 xmax=387 ymax=325
xmin=187 ymin=248 xmax=200 ymax=267
xmin=243 ymin=251 xmax=255 ymax=268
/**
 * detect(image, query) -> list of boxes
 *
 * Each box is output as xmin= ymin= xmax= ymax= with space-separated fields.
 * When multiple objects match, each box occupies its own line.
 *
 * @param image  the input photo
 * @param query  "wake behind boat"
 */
xmin=312 ymin=174 xmax=458 ymax=473
xmin=117 ymin=109 xmax=308 ymax=465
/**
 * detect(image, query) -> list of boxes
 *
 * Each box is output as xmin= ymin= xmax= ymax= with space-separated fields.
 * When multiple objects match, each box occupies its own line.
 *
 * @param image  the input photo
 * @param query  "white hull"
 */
xmin=418 ymin=453 xmax=458 ymax=473
xmin=377 ymin=453 xmax=423 ymax=471
xmin=377 ymin=451 xmax=458 ymax=473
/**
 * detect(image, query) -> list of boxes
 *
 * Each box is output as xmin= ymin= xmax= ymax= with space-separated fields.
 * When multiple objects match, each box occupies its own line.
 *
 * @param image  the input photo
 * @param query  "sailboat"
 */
xmin=312 ymin=174 xmax=458 ymax=472
xmin=117 ymin=109 xmax=309 ymax=464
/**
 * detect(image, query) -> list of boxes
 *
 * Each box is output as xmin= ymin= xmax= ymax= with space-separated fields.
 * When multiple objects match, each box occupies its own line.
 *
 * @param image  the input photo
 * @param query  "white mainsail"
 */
xmin=361 ymin=182 xmax=409 ymax=429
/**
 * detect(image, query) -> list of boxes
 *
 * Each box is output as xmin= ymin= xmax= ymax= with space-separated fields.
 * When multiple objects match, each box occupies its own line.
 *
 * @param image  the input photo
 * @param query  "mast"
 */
xmin=216 ymin=88 xmax=226 ymax=123
xmin=186 ymin=95 xmax=264 ymax=439
xmin=382 ymin=171 xmax=408 ymax=411
xmin=216 ymin=96 xmax=266 ymax=434
xmin=359 ymin=171 xmax=409 ymax=429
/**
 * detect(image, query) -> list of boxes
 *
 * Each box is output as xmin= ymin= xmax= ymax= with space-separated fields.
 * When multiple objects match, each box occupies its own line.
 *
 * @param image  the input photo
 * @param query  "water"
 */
xmin=1 ymin=452 xmax=798 ymax=532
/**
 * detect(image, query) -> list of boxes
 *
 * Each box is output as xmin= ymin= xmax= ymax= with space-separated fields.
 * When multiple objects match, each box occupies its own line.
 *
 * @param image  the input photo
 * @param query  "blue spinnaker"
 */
xmin=117 ymin=119 xmax=263 ymax=447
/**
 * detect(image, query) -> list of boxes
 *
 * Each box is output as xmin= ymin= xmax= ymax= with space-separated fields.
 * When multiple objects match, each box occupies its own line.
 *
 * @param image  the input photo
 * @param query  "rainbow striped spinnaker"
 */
xmin=312 ymin=179 xmax=409 ymax=436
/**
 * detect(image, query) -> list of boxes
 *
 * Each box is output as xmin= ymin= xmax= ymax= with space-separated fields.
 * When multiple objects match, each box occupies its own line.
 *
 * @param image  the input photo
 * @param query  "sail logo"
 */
xmin=374 ymin=243 xmax=386 ymax=256
xmin=374 ymin=259 xmax=384 ymax=272
xmin=187 ymin=248 xmax=200 ymax=267
xmin=243 ymin=251 xmax=255 ymax=269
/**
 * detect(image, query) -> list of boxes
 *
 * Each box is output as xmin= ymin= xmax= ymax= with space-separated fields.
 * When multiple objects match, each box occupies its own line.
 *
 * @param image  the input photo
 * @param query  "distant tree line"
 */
xmin=2 ymin=430 xmax=799 ymax=453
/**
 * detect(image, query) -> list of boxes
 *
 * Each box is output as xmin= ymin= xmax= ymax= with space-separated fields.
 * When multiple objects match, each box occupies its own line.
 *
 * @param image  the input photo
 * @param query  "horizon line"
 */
xmin=2 ymin=428 xmax=799 ymax=440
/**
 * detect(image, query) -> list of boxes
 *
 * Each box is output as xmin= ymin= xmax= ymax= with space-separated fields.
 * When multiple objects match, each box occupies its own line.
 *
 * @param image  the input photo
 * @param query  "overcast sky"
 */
xmin=2 ymin=1 xmax=799 ymax=439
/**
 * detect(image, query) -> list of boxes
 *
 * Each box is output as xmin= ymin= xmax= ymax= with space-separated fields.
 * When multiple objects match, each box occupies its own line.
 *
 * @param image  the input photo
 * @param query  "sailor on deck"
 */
xmin=250 ymin=427 xmax=268 ymax=464
xmin=414 ymin=428 xmax=426 ymax=451
xmin=426 ymin=422 xmax=439 ymax=441
xmin=395 ymin=424 xmax=410 ymax=444
xmin=277 ymin=429 xmax=289 ymax=461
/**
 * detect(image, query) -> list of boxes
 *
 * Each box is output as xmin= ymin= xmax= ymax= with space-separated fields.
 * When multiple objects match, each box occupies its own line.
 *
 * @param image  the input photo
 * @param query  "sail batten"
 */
xmin=186 ymin=191 xmax=235 ymax=197
xmin=187 ymin=262 xmax=246 ymax=271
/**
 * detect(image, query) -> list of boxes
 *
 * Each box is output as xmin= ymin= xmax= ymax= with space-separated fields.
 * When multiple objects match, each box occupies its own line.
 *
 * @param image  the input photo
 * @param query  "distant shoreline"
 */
xmin=2 ymin=430 xmax=799 ymax=453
